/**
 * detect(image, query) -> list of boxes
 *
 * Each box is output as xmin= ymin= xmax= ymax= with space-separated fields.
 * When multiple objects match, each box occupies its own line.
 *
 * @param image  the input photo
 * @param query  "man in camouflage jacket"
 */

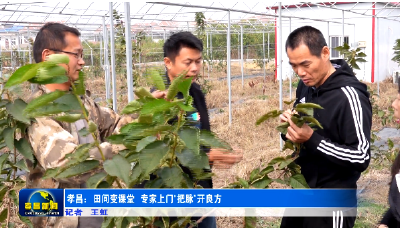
xmin=26 ymin=23 xmax=131 ymax=228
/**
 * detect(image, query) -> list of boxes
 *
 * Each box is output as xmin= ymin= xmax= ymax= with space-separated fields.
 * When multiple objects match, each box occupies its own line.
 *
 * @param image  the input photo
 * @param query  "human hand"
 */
xmin=151 ymin=90 xmax=167 ymax=99
xmin=285 ymin=117 xmax=313 ymax=143
xmin=279 ymin=109 xmax=298 ymax=123
xmin=208 ymin=148 xmax=243 ymax=169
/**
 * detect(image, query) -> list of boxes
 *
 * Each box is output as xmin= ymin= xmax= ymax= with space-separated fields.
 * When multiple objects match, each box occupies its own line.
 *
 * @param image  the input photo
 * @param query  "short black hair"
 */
xmin=33 ymin=22 xmax=81 ymax=63
xmin=285 ymin=26 xmax=327 ymax=57
xmin=163 ymin=31 xmax=203 ymax=62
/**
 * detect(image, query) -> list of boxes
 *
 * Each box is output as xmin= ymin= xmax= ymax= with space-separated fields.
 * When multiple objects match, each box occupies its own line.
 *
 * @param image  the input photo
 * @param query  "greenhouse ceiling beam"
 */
xmin=149 ymin=2 xmax=356 ymax=26
xmin=42 ymin=2 xmax=60 ymax=22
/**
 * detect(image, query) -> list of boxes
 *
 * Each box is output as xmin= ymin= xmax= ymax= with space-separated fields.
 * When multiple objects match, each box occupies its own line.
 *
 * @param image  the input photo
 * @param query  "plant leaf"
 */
xmin=5 ymin=63 xmax=41 ymax=88
xmin=179 ymin=127 xmax=199 ymax=154
xmin=55 ymin=160 xmax=99 ymax=179
xmin=252 ymin=176 xmax=273 ymax=189
xmin=18 ymin=212 xmax=33 ymax=228
xmin=295 ymin=103 xmax=323 ymax=109
xmin=178 ymin=78 xmax=192 ymax=99
xmin=136 ymin=136 xmax=157 ymax=152
xmin=6 ymin=99 xmax=30 ymax=124
xmin=103 ymin=155 xmax=131 ymax=185
xmin=303 ymin=116 xmax=323 ymax=129
xmin=0 ymin=209 xmax=7 ymax=223
xmin=157 ymin=166 xmax=184 ymax=188
xmin=86 ymin=172 xmax=108 ymax=189
xmin=138 ymin=114 xmax=153 ymax=124
xmin=176 ymin=149 xmax=210 ymax=170
xmin=289 ymin=174 xmax=309 ymax=189
xmin=47 ymin=54 xmax=69 ymax=64
xmin=2 ymin=127 xmax=15 ymax=151
xmin=53 ymin=114 xmax=83 ymax=123
xmin=122 ymin=101 xmax=142 ymax=114
xmin=276 ymin=122 xmax=289 ymax=135
xmin=9 ymin=190 xmax=18 ymax=205
xmin=256 ymin=110 xmax=282 ymax=125
xmin=295 ymin=108 xmax=313 ymax=116
xmin=139 ymin=141 xmax=169 ymax=175
xmin=15 ymin=138 xmax=34 ymax=162
xmin=0 ymin=154 xmax=9 ymax=173
xmin=141 ymin=99 xmax=176 ymax=115
xmin=14 ymin=159 xmax=29 ymax=172
xmin=149 ymin=69 xmax=166 ymax=91
xmin=199 ymin=130 xmax=231 ymax=150
xmin=74 ymin=71 xmax=85 ymax=95
xmin=135 ymin=87 xmax=155 ymax=100
xmin=166 ymin=73 xmax=186 ymax=100
xmin=278 ymin=157 xmax=294 ymax=170
xmin=29 ymin=75 xmax=69 ymax=85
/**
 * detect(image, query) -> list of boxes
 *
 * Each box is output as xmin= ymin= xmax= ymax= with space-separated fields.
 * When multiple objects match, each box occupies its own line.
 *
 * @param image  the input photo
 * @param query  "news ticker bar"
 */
xmin=19 ymin=189 xmax=358 ymax=217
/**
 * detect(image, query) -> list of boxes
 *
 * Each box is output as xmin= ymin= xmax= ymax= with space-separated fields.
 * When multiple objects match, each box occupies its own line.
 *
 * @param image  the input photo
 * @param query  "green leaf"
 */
xmin=239 ymin=178 xmax=249 ymax=188
xmin=106 ymin=134 xmax=125 ymax=144
xmin=29 ymin=75 xmax=69 ymax=84
xmin=179 ymin=127 xmax=199 ymax=154
xmin=2 ymin=127 xmax=15 ymax=151
xmin=284 ymin=99 xmax=296 ymax=105
xmin=282 ymin=141 xmax=294 ymax=151
xmin=388 ymin=138 xmax=395 ymax=150
xmin=136 ymin=136 xmax=157 ymax=152
xmin=0 ymin=209 xmax=7 ymax=223
xmin=260 ymin=166 xmax=274 ymax=175
xmin=276 ymin=122 xmax=289 ymax=135
xmin=15 ymin=138 xmax=34 ymax=162
xmin=129 ymin=165 xmax=142 ymax=187
xmin=88 ymin=121 xmax=97 ymax=133
xmin=55 ymin=160 xmax=99 ymax=179
xmin=157 ymin=166 xmax=184 ymax=188
xmin=244 ymin=216 xmax=257 ymax=228
xmin=5 ymin=63 xmax=41 ymax=88
xmin=54 ymin=94 xmax=82 ymax=111
xmin=356 ymin=52 xmax=367 ymax=57
xmin=139 ymin=141 xmax=169 ymax=175
xmin=6 ymin=99 xmax=30 ymax=124
xmin=9 ymin=190 xmax=18 ymax=205
xmin=18 ymin=212 xmax=33 ymax=228
xmin=74 ymin=71 xmax=85 ymax=95
xmin=43 ymin=168 xmax=59 ymax=179
xmin=0 ymin=154 xmax=9 ymax=173
xmin=0 ymin=100 xmax=10 ymax=108
xmin=178 ymin=78 xmax=192 ymax=99
xmin=47 ymin=54 xmax=69 ymax=64
xmin=78 ymin=128 xmax=90 ymax=137
xmin=295 ymin=108 xmax=313 ymax=116
xmin=103 ymin=155 xmax=131 ymax=185
xmin=176 ymin=149 xmax=210 ymax=170
xmin=176 ymin=102 xmax=195 ymax=112
xmin=86 ymin=172 xmax=108 ymax=189
xmin=256 ymin=110 xmax=282 ymax=125
xmin=251 ymin=176 xmax=273 ymax=189
xmin=14 ymin=159 xmax=29 ymax=172
xmin=36 ymin=65 xmax=66 ymax=80
xmin=138 ymin=114 xmax=153 ymax=124
xmin=162 ymin=217 xmax=170 ymax=228
xmin=141 ymin=99 xmax=176 ymax=115
xmin=289 ymin=174 xmax=309 ymax=189
xmin=114 ymin=217 xmax=129 ymax=228
xmin=200 ymin=130 xmax=231 ymax=150
xmin=249 ymin=168 xmax=260 ymax=182
xmin=135 ymin=87 xmax=155 ymax=100
xmin=166 ymin=73 xmax=186 ymax=100
xmin=355 ymin=58 xmax=367 ymax=62
xmin=24 ymin=90 xmax=66 ymax=114
xmin=303 ymin=116 xmax=323 ymax=129
xmin=149 ymin=69 xmax=166 ymax=91
xmin=268 ymin=157 xmax=285 ymax=166
xmin=295 ymin=103 xmax=323 ymax=109
xmin=101 ymin=217 xmax=115 ymax=228
xmin=122 ymin=101 xmax=142 ymax=114
xmin=53 ymin=114 xmax=83 ymax=123
xmin=278 ymin=157 xmax=295 ymax=170
xmin=291 ymin=115 xmax=305 ymax=128
xmin=378 ymin=110 xmax=385 ymax=118
xmin=0 ymin=186 xmax=7 ymax=201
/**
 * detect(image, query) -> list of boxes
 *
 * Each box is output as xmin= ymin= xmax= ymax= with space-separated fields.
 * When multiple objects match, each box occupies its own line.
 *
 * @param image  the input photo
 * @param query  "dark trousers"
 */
xmin=280 ymin=216 xmax=356 ymax=228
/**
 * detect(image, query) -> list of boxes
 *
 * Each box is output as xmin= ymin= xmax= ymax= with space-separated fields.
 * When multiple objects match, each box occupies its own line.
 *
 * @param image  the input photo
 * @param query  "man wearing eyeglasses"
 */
xmin=26 ymin=22 xmax=132 ymax=228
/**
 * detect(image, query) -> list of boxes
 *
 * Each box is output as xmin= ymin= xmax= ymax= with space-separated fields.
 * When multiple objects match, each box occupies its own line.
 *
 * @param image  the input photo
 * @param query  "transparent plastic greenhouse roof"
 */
xmin=1 ymin=1 xmax=400 ymax=35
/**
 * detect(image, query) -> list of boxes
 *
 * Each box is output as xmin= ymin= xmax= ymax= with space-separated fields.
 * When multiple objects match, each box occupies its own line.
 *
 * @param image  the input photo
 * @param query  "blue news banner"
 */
xmin=19 ymin=189 xmax=357 ymax=217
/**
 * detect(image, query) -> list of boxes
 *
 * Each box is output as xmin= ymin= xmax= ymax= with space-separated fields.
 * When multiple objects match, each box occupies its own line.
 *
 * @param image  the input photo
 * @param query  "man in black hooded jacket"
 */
xmin=279 ymin=26 xmax=372 ymax=228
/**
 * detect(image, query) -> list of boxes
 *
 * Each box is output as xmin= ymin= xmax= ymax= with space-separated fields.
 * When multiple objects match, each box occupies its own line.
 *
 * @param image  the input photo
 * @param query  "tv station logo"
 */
xmin=19 ymin=189 xmax=63 ymax=216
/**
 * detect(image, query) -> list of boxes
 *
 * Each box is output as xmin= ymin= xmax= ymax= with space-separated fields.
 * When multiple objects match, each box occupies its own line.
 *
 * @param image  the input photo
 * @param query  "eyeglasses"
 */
xmin=50 ymin=49 xmax=84 ymax=59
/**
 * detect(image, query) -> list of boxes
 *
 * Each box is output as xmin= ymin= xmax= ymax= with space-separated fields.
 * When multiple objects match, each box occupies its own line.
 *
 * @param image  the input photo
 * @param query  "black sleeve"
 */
xmin=303 ymin=87 xmax=372 ymax=172
xmin=381 ymin=208 xmax=395 ymax=226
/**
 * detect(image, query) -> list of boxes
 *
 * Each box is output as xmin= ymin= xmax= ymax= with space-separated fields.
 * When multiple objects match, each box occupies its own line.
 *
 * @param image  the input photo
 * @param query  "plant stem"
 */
xmin=6 ymin=197 xmax=10 ymax=227
xmin=70 ymin=83 xmax=106 ymax=161
xmin=13 ymin=122 xmax=16 ymax=181
xmin=115 ymin=179 xmax=123 ymax=189
xmin=169 ymin=110 xmax=184 ymax=167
